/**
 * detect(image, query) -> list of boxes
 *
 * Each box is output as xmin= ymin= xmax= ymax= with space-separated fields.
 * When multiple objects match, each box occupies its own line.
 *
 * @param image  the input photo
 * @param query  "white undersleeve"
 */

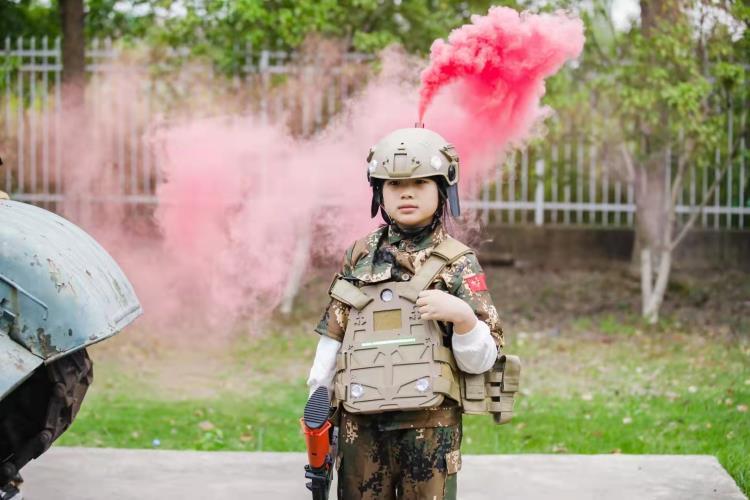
xmin=306 ymin=335 xmax=341 ymax=396
xmin=451 ymin=319 xmax=498 ymax=374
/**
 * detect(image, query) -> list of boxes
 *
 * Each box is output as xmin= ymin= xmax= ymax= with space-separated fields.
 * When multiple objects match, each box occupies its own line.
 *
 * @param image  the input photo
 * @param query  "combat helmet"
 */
xmin=366 ymin=126 xmax=461 ymax=220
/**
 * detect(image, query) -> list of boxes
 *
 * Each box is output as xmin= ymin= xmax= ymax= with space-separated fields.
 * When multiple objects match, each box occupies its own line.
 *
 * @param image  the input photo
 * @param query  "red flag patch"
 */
xmin=464 ymin=273 xmax=488 ymax=293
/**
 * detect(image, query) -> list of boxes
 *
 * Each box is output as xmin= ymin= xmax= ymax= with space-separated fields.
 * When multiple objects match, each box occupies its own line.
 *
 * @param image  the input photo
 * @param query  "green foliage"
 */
xmin=0 ymin=0 xmax=59 ymax=39
xmin=141 ymin=0 xmax=511 ymax=73
xmin=2 ymin=0 xmax=519 ymax=73
xmin=545 ymin=1 xmax=746 ymax=161
xmin=0 ymin=54 xmax=21 ymax=93
xmin=84 ymin=0 xmax=154 ymax=40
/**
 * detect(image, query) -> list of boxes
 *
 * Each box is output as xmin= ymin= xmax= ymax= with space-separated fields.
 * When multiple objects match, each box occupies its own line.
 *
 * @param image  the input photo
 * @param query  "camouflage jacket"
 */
xmin=315 ymin=222 xmax=504 ymax=428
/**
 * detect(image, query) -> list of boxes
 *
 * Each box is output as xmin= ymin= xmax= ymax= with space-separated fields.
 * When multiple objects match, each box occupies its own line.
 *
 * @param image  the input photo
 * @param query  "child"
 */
xmin=307 ymin=126 xmax=504 ymax=500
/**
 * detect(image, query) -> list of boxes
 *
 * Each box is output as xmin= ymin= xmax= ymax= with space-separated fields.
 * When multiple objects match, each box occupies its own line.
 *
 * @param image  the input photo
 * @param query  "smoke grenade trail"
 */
xmin=418 ymin=7 xmax=585 ymax=187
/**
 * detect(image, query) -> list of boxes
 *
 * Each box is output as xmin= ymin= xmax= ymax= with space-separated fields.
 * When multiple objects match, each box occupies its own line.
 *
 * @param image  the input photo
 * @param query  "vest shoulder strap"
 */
xmin=401 ymin=237 xmax=473 ymax=303
xmin=328 ymin=274 xmax=373 ymax=310
xmin=431 ymin=237 xmax=471 ymax=263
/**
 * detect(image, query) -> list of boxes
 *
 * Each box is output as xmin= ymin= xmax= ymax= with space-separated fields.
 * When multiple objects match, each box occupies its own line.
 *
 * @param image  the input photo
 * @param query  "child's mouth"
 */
xmin=398 ymin=205 xmax=418 ymax=212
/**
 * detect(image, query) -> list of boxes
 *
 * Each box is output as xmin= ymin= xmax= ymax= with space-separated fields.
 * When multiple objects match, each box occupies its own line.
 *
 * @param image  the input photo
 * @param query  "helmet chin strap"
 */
xmin=379 ymin=205 xmax=393 ymax=225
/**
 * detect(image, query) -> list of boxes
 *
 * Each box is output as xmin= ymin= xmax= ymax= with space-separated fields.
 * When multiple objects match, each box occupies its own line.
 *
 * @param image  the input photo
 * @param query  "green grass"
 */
xmin=59 ymin=331 xmax=750 ymax=496
xmin=59 ymin=384 xmax=309 ymax=452
xmin=59 ymin=378 xmax=750 ymax=494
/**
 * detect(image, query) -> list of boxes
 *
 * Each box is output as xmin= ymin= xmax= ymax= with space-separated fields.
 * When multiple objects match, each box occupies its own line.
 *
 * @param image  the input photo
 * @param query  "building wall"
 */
xmin=480 ymin=226 xmax=750 ymax=271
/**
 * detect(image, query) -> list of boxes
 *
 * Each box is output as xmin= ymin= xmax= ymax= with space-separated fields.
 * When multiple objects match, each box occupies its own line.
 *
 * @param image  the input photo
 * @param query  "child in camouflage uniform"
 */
xmin=308 ymin=127 xmax=504 ymax=500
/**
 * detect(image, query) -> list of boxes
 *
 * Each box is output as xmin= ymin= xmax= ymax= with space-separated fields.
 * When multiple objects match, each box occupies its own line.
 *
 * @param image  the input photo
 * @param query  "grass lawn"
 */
xmin=58 ymin=266 xmax=750 ymax=495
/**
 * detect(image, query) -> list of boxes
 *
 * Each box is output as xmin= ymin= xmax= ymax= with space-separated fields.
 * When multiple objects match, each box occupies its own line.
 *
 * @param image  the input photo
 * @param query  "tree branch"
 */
xmin=670 ymin=135 xmax=742 ymax=251
xmin=619 ymin=142 xmax=637 ymax=185
xmin=669 ymin=137 xmax=694 ymax=210
xmin=585 ymin=18 xmax=614 ymax=68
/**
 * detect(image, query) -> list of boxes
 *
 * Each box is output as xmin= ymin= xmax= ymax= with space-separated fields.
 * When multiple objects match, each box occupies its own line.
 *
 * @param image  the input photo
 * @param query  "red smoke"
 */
xmin=419 ymin=7 xmax=584 ymax=180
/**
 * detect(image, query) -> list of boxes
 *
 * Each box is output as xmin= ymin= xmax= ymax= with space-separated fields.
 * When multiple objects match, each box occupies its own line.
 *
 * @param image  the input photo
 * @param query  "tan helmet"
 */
xmin=366 ymin=126 xmax=461 ymax=218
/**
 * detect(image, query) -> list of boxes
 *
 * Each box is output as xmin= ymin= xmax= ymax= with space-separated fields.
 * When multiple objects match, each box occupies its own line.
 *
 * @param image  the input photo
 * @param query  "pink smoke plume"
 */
xmin=419 ymin=7 xmax=584 ymax=179
xmin=58 ymin=8 xmax=584 ymax=333
xmin=151 ymin=57 xmax=416 ymax=325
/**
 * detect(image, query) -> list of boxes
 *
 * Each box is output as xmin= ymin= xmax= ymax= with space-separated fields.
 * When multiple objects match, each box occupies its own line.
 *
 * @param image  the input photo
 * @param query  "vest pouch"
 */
xmin=460 ymin=372 xmax=488 ymax=414
xmin=460 ymin=354 xmax=521 ymax=424
xmin=463 ymin=373 xmax=486 ymax=400
xmin=490 ymin=354 xmax=521 ymax=425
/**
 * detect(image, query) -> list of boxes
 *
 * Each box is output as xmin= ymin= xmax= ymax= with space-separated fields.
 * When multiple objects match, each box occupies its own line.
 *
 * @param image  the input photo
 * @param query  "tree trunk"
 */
xmin=58 ymin=0 xmax=91 ymax=223
xmin=640 ymin=0 xmax=684 ymax=36
xmin=632 ymin=0 xmax=684 ymax=324
xmin=59 ymin=0 xmax=85 ymax=109
xmin=634 ymin=158 xmax=673 ymax=324
xmin=279 ymin=221 xmax=312 ymax=315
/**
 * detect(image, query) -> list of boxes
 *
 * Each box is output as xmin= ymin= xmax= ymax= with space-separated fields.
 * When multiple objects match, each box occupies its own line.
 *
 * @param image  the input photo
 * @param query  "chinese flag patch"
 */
xmin=464 ymin=273 xmax=488 ymax=293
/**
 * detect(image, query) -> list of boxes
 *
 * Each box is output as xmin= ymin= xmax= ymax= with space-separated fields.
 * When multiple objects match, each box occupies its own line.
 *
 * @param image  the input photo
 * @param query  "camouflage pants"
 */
xmin=336 ymin=410 xmax=462 ymax=500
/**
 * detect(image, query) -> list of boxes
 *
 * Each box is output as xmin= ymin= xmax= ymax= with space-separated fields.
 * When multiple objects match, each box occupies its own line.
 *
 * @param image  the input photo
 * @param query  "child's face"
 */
xmin=382 ymin=177 xmax=439 ymax=228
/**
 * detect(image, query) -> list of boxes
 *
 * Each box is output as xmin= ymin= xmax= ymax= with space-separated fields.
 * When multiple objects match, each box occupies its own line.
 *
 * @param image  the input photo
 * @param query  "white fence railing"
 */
xmin=1 ymin=37 xmax=748 ymax=229
xmin=467 ymin=138 xmax=749 ymax=229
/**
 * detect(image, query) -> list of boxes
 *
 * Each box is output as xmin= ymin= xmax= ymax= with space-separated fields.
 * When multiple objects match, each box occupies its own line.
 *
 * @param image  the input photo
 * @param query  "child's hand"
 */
xmin=416 ymin=290 xmax=477 ymax=334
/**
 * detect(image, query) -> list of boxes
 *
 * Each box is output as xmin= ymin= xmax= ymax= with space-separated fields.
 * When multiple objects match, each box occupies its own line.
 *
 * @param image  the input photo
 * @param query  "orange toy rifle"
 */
xmin=301 ymin=386 xmax=337 ymax=500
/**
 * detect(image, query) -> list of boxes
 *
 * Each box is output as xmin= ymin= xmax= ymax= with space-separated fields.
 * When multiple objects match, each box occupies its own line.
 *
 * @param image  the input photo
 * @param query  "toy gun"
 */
xmin=301 ymin=387 xmax=337 ymax=500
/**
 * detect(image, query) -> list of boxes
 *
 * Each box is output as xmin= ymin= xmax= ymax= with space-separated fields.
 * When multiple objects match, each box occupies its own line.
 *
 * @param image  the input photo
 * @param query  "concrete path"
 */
xmin=20 ymin=447 xmax=746 ymax=500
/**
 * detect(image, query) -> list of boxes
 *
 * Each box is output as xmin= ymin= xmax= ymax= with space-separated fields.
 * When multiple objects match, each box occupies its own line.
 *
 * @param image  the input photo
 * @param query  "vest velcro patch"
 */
xmin=464 ymin=273 xmax=487 ymax=292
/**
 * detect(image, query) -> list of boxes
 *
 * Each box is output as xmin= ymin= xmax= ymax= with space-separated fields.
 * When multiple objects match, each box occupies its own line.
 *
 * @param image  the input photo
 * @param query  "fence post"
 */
xmin=534 ymin=157 xmax=545 ymax=226
xmin=259 ymin=49 xmax=269 ymax=124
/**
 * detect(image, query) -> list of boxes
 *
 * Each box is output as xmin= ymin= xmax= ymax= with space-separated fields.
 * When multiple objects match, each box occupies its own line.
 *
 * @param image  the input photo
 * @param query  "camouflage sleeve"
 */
xmin=313 ymin=244 xmax=358 ymax=342
xmin=442 ymin=253 xmax=505 ymax=350
xmin=313 ymin=298 xmax=349 ymax=342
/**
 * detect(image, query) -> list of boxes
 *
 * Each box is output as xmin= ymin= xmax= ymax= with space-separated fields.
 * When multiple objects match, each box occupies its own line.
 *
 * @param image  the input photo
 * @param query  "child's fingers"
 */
xmin=421 ymin=311 xmax=442 ymax=321
xmin=416 ymin=294 xmax=439 ymax=307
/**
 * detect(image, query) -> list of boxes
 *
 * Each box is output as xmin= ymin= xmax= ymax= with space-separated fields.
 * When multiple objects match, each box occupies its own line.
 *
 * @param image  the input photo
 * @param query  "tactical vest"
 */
xmin=329 ymin=237 xmax=520 ymax=424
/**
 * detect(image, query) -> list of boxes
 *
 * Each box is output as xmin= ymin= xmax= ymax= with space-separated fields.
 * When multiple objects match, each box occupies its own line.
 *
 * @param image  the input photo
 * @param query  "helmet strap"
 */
xmin=447 ymin=184 xmax=461 ymax=216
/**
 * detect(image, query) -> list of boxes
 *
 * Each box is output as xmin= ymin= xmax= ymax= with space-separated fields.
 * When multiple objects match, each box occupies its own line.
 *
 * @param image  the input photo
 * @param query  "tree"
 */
xmin=570 ymin=0 xmax=748 ymax=323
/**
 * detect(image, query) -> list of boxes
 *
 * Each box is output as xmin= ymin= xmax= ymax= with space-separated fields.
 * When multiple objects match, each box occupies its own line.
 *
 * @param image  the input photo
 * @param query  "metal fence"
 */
xmin=469 ymin=134 xmax=749 ymax=230
xmin=1 ymin=37 xmax=748 ymax=229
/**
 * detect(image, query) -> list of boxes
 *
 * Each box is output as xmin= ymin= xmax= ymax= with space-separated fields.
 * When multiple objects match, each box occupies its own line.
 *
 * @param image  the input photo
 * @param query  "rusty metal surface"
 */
xmin=0 ymin=200 xmax=142 ymax=366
